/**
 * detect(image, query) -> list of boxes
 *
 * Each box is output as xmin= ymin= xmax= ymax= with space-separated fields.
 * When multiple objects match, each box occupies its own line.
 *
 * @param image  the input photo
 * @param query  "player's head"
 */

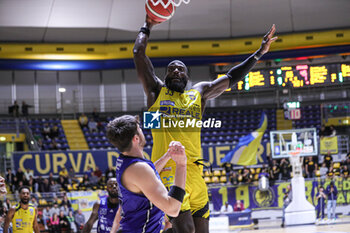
xmin=107 ymin=178 xmax=118 ymax=198
xmin=165 ymin=60 xmax=189 ymax=93
xmin=106 ymin=115 xmax=146 ymax=152
xmin=19 ymin=186 xmax=30 ymax=204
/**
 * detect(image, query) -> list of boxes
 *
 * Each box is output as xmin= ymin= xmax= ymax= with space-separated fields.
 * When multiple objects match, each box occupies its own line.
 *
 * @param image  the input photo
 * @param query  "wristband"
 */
xmin=139 ymin=27 xmax=150 ymax=37
xmin=168 ymin=185 xmax=186 ymax=203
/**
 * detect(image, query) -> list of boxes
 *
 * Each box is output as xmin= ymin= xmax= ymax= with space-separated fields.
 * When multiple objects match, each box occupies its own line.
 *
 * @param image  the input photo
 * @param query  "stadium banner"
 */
xmin=13 ymin=143 xmax=270 ymax=176
xmin=209 ymin=178 xmax=350 ymax=211
xmin=320 ymin=136 xmax=338 ymax=154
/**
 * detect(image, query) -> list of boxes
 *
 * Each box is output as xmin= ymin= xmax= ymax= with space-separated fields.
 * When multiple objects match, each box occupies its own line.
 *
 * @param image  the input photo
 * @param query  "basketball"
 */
xmin=145 ymin=0 xmax=176 ymax=23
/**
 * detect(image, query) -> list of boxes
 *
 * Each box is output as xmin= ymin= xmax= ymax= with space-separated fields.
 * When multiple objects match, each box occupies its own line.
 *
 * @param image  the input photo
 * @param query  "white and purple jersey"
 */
xmin=116 ymin=154 xmax=164 ymax=233
xmin=97 ymin=196 xmax=119 ymax=233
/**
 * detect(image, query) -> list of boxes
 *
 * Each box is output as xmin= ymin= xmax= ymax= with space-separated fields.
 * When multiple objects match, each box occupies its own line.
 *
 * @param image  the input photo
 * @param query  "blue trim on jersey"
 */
xmin=116 ymin=154 xmax=164 ymax=233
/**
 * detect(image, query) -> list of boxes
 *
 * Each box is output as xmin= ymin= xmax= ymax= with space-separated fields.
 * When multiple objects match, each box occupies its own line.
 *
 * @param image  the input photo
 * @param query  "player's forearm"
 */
xmin=226 ymin=50 xmax=262 ymax=87
xmin=82 ymin=222 xmax=93 ymax=233
xmin=154 ymin=152 xmax=171 ymax=173
xmin=110 ymin=207 xmax=121 ymax=233
xmin=174 ymin=164 xmax=186 ymax=191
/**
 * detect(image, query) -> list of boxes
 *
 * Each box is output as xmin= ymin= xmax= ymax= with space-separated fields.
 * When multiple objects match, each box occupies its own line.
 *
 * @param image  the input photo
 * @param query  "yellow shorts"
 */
xmin=160 ymin=162 xmax=209 ymax=219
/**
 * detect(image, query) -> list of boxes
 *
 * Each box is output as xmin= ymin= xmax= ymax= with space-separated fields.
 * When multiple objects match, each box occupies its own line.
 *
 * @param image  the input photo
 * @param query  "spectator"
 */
xmin=60 ymin=204 xmax=70 ymax=216
xmin=234 ymin=200 xmax=245 ymax=212
xmin=50 ymin=180 xmax=61 ymax=193
xmin=324 ymin=151 xmax=333 ymax=168
xmin=280 ymin=159 xmax=291 ymax=180
xmin=50 ymin=125 xmax=60 ymax=139
xmin=88 ymin=119 xmax=98 ymax=133
xmin=67 ymin=211 xmax=77 ymax=233
xmin=9 ymin=100 xmax=19 ymax=118
xmin=40 ymin=178 xmax=51 ymax=193
xmin=50 ymin=203 xmax=60 ymax=217
xmin=281 ymin=184 xmax=292 ymax=227
xmin=79 ymin=113 xmax=88 ymax=128
xmin=316 ymin=186 xmax=327 ymax=222
xmin=220 ymin=202 xmax=233 ymax=213
xmin=42 ymin=123 xmax=52 ymax=139
xmin=37 ymin=138 xmax=44 ymax=150
xmin=319 ymin=163 xmax=328 ymax=179
xmin=68 ymin=167 xmax=79 ymax=185
xmin=74 ymin=209 xmax=85 ymax=232
xmin=50 ymin=139 xmax=62 ymax=150
xmin=43 ymin=206 xmax=51 ymax=230
xmin=49 ymin=213 xmax=60 ymax=233
xmin=92 ymin=108 xmax=100 ymax=122
xmin=105 ymin=167 xmax=116 ymax=181
xmin=16 ymin=168 xmax=25 ymax=183
xmin=6 ymin=168 xmax=15 ymax=185
xmin=60 ymin=195 xmax=72 ymax=209
xmin=3 ymin=199 xmax=11 ymax=212
xmin=242 ymin=167 xmax=252 ymax=183
xmin=23 ymin=169 xmax=33 ymax=182
xmin=329 ymin=125 xmax=336 ymax=137
xmin=59 ymin=167 xmax=69 ymax=180
xmin=270 ymin=161 xmax=280 ymax=182
xmin=305 ymin=156 xmax=317 ymax=178
xmin=341 ymin=165 xmax=349 ymax=178
xmin=230 ymin=170 xmax=239 ymax=185
xmin=326 ymin=181 xmax=338 ymax=222
xmin=59 ymin=210 xmax=71 ymax=232
xmin=79 ymin=174 xmax=90 ymax=190
xmin=92 ymin=166 xmax=102 ymax=183
xmin=30 ymin=196 xmax=38 ymax=208
xmin=319 ymin=125 xmax=329 ymax=138
xmin=57 ymin=176 xmax=68 ymax=192
xmin=21 ymin=101 xmax=33 ymax=117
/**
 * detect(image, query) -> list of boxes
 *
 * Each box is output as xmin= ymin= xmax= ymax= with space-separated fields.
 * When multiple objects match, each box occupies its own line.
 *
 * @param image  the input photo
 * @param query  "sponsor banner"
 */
xmin=13 ymin=143 xmax=270 ymax=176
xmin=67 ymin=190 xmax=107 ymax=212
xmin=320 ymin=136 xmax=338 ymax=154
xmin=209 ymin=178 xmax=350 ymax=211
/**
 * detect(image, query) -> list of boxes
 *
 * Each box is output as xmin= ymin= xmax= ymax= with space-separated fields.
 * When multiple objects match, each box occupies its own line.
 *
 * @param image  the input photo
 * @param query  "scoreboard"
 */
xmin=217 ymin=63 xmax=350 ymax=92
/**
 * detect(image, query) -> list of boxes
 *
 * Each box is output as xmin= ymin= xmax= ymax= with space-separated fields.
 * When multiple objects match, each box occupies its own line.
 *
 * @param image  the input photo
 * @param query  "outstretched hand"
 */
xmin=145 ymin=15 xmax=161 ymax=28
xmin=259 ymin=24 xmax=278 ymax=55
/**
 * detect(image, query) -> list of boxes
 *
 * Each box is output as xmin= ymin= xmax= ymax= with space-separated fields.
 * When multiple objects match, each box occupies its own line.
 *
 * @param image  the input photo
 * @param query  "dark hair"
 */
xmin=19 ymin=186 xmax=30 ymax=193
xmin=106 ymin=115 xmax=139 ymax=152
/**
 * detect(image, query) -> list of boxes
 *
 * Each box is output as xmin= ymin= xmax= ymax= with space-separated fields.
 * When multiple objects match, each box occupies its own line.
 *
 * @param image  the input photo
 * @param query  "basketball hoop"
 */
xmin=149 ymin=0 xmax=190 ymax=8
xmin=289 ymin=151 xmax=303 ymax=177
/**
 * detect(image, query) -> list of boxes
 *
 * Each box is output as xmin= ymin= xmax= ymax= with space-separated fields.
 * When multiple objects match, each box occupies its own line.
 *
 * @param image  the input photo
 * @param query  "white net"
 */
xmin=149 ymin=0 xmax=190 ymax=8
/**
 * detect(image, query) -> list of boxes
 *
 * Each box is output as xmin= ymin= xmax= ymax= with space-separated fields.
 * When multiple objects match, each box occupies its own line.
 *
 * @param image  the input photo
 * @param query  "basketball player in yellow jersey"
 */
xmin=134 ymin=15 xmax=277 ymax=233
xmin=4 ymin=186 xmax=40 ymax=233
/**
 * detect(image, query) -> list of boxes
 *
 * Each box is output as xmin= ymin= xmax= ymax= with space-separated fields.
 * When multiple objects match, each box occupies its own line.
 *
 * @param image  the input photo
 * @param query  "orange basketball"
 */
xmin=145 ymin=0 xmax=176 ymax=23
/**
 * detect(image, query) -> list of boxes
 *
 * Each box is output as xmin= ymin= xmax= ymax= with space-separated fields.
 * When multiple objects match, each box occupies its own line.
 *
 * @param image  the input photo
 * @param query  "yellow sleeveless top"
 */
xmin=149 ymin=87 xmax=202 ymax=165
xmin=12 ymin=204 xmax=36 ymax=233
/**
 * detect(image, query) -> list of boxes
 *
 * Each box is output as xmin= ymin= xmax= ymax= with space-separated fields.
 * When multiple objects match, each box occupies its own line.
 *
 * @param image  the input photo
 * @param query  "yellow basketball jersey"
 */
xmin=12 ymin=204 xmax=36 ymax=233
xmin=149 ymin=87 xmax=202 ymax=164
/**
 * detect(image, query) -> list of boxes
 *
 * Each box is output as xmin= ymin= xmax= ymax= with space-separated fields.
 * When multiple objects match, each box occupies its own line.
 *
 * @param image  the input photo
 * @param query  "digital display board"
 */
xmin=217 ymin=63 xmax=350 ymax=92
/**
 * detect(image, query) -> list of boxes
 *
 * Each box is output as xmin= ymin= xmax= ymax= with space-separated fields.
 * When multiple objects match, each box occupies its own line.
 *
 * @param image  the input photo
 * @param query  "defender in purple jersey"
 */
xmin=106 ymin=115 xmax=187 ymax=233
xmin=82 ymin=178 xmax=120 ymax=233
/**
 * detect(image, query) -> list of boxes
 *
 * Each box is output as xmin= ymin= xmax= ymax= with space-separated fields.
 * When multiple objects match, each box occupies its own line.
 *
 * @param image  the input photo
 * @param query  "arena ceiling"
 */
xmin=0 ymin=0 xmax=350 ymax=43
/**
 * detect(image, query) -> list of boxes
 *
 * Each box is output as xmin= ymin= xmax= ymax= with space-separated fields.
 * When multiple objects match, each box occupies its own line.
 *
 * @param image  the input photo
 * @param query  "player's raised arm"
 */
xmin=133 ymin=16 xmax=163 ymax=107
xmin=82 ymin=202 xmax=99 ymax=233
xmin=194 ymin=24 xmax=277 ymax=101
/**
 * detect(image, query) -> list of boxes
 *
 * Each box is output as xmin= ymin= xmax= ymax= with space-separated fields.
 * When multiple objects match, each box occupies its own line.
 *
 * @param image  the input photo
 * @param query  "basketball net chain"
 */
xmin=149 ymin=0 xmax=190 ymax=8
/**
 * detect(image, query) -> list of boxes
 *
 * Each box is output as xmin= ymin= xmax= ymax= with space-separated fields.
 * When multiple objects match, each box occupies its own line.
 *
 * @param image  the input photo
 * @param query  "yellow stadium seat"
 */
xmin=77 ymin=177 xmax=84 ymax=183
xmin=238 ymin=175 xmax=243 ymax=182
xmin=39 ymin=199 xmax=47 ymax=205
xmin=204 ymin=171 xmax=212 ymax=177
xmin=204 ymin=177 xmax=211 ymax=184
xmin=67 ymin=184 xmax=72 ymax=191
xmin=213 ymin=170 xmax=221 ymax=176
xmin=57 ymin=199 xmax=62 ymax=204
xmin=211 ymin=176 xmax=219 ymax=183
xmin=255 ymin=168 xmax=261 ymax=173
xmin=250 ymin=168 xmax=255 ymax=174
xmin=220 ymin=176 xmax=227 ymax=183
xmin=254 ymin=174 xmax=259 ymax=181
xmin=73 ymin=183 xmax=78 ymax=190
xmin=316 ymin=170 xmax=320 ymax=177
xmin=333 ymin=163 xmax=340 ymax=169
xmin=221 ymin=170 xmax=226 ymax=176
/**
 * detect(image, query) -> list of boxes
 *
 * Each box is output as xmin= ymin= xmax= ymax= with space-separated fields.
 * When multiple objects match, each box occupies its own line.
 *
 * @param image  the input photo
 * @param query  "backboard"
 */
xmin=270 ymin=128 xmax=318 ymax=159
